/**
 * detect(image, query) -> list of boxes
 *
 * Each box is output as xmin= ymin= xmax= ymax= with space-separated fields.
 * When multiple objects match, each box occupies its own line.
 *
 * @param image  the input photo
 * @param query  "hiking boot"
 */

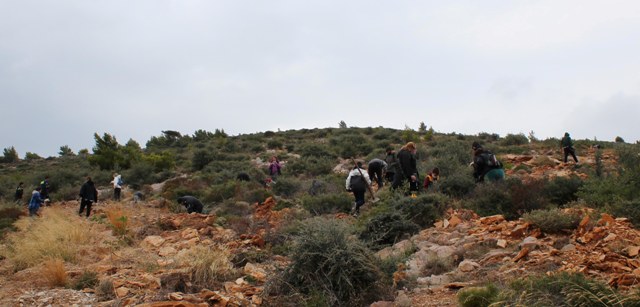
xmin=350 ymin=202 xmax=357 ymax=214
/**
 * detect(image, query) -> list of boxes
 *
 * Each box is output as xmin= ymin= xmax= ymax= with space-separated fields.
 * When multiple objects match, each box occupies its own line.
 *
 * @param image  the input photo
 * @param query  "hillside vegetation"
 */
xmin=0 ymin=127 xmax=639 ymax=306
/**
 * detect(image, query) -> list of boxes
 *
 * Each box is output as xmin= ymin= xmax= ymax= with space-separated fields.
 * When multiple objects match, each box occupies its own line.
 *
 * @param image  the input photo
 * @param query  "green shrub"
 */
xmin=269 ymin=218 xmax=391 ymax=306
xmin=72 ymin=271 xmax=99 ymax=290
xmin=501 ymin=133 xmax=529 ymax=146
xmin=300 ymin=193 xmax=352 ymax=216
xmin=543 ymin=176 xmax=583 ymax=207
xmin=421 ymin=253 xmax=456 ymax=276
xmin=286 ymin=157 xmax=334 ymax=177
xmin=439 ymin=171 xmax=476 ymax=198
xmin=604 ymin=200 xmax=640 ymax=228
xmin=359 ymin=211 xmax=420 ymax=250
xmin=522 ymin=209 xmax=581 ymax=234
xmin=495 ymin=272 xmax=637 ymax=307
xmin=457 ymin=284 xmax=498 ymax=307
xmin=271 ymin=177 xmax=301 ymax=198
xmin=463 ymin=183 xmax=512 ymax=218
xmin=392 ymin=193 xmax=448 ymax=228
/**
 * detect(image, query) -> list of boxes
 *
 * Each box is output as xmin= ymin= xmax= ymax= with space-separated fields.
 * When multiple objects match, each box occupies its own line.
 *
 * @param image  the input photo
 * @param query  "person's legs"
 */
xmin=570 ymin=148 xmax=578 ymax=163
xmin=114 ymin=188 xmax=121 ymax=201
xmin=86 ymin=202 xmax=92 ymax=217
xmin=563 ymin=148 xmax=570 ymax=163
xmin=353 ymin=190 xmax=366 ymax=215
xmin=79 ymin=200 xmax=87 ymax=215
xmin=375 ymin=169 xmax=384 ymax=187
xmin=391 ymin=173 xmax=403 ymax=190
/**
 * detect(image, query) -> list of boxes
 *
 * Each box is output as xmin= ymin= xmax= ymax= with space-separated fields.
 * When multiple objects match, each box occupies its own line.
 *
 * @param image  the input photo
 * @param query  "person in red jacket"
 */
xmin=423 ymin=167 xmax=440 ymax=190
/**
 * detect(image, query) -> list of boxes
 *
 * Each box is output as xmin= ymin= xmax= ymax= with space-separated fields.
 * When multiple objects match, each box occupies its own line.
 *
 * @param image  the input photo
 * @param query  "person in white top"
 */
xmin=345 ymin=161 xmax=372 ymax=217
xmin=111 ymin=173 xmax=123 ymax=201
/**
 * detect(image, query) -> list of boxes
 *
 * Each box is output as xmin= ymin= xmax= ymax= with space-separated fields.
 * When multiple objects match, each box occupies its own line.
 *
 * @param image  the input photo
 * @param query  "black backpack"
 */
xmin=349 ymin=175 xmax=367 ymax=191
xmin=480 ymin=151 xmax=502 ymax=168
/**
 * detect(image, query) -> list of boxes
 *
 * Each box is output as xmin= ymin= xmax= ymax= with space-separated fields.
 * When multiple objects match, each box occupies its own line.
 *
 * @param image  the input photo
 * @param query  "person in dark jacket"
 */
xmin=392 ymin=142 xmax=419 ymax=194
xmin=78 ymin=176 xmax=98 ymax=217
xmin=40 ymin=176 xmax=50 ymax=203
xmin=561 ymin=132 xmax=578 ymax=163
xmin=471 ymin=142 xmax=505 ymax=183
xmin=384 ymin=147 xmax=399 ymax=183
xmin=367 ymin=158 xmax=388 ymax=189
xmin=14 ymin=182 xmax=24 ymax=204
xmin=177 ymin=195 xmax=204 ymax=214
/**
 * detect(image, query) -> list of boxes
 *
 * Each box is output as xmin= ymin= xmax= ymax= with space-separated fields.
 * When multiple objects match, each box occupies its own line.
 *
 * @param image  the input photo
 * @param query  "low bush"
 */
xmin=285 ymin=156 xmax=334 ymax=177
xmin=300 ymin=193 xmax=352 ymax=215
xmin=421 ymin=253 xmax=456 ymax=276
xmin=495 ymin=272 xmax=639 ymax=306
xmin=5 ymin=207 xmax=101 ymax=270
xmin=463 ymin=183 xmax=512 ymax=218
xmin=72 ymin=270 xmax=99 ymax=290
xmin=438 ymin=171 xmax=476 ymax=198
xmin=543 ymin=176 xmax=583 ymax=206
xmin=271 ymin=177 xmax=301 ymax=197
xmin=177 ymin=245 xmax=238 ymax=289
xmin=604 ymin=200 xmax=640 ymax=228
xmin=522 ymin=208 xmax=581 ymax=234
xmin=41 ymin=258 xmax=67 ymax=287
xmin=359 ymin=211 xmax=420 ymax=250
xmin=392 ymin=193 xmax=449 ymax=228
xmin=268 ymin=217 xmax=391 ymax=306
xmin=457 ymin=284 xmax=499 ymax=307
xmin=501 ymin=133 xmax=529 ymax=146
xmin=95 ymin=279 xmax=115 ymax=301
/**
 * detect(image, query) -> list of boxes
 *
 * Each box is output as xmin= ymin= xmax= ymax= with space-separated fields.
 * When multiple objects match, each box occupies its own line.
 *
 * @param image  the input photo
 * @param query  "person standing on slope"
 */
xmin=392 ymin=142 xmax=419 ymax=195
xmin=78 ymin=176 xmax=98 ymax=218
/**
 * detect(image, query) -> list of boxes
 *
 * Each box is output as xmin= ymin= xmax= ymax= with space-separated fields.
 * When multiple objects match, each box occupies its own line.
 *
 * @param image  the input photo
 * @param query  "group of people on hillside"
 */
xmin=16 ymin=132 xmax=580 ymax=218
xmin=343 ymin=132 xmax=580 ymax=216
xmin=19 ymin=173 xmax=125 ymax=218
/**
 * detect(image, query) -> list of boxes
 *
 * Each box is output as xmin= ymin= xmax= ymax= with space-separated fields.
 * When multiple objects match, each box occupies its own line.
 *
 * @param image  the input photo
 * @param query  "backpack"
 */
xmin=117 ymin=177 xmax=124 ymax=186
xmin=349 ymin=175 xmax=367 ymax=191
xmin=480 ymin=152 xmax=502 ymax=168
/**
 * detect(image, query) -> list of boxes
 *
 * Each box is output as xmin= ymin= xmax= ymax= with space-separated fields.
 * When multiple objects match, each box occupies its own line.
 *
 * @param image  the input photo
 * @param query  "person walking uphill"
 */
xmin=561 ymin=132 xmax=579 ymax=163
xmin=392 ymin=142 xmax=419 ymax=195
xmin=471 ymin=142 xmax=505 ymax=183
xmin=346 ymin=161 xmax=372 ymax=217
xmin=177 ymin=196 xmax=204 ymax=214
xmin=28 ymin=186 xmax=45 ymax=217
xmin=368 ymin=158 xmax=387 ymax=189
xmin=78 ymin=176 xmax=98 ymax=218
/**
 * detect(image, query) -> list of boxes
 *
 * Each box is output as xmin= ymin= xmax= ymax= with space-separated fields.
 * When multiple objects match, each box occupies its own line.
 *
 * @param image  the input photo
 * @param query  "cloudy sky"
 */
xmin=2 ymin=1 xmax=639 ymax=157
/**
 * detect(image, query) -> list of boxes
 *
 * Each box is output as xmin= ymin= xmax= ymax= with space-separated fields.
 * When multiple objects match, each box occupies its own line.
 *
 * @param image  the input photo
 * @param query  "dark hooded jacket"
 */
xmin=79 ymin=179 xmax=98 ymax=202
xmin=397 ymin=148 xmax=417 ymax=179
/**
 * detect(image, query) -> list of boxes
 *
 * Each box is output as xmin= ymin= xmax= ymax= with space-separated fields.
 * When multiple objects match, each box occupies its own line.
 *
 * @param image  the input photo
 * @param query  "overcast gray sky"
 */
xmin=2 ymin=1 xmax=639 ymax=157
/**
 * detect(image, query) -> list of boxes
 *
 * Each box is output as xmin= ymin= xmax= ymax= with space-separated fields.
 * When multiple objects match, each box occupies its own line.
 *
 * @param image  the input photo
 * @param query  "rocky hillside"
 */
xmin=0 ymin=147 xmax=638 ymax=306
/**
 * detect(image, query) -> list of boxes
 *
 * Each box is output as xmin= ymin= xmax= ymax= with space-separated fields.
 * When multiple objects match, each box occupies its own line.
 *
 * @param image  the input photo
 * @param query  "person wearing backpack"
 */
xmin=111 ymin=173 xmax=123 ymax=201
xmin=471 ymin=142 xmax=505 ymax=183
xmin=561 ymin=132 xmax=579 ymax=164
xmin=345 ymin=161 xmax=372 ymax=217
xmin=268 ymin=156 xmax=282 ymax=182
xmin=423 ymin=167 xmax=440 ymax=190
xmin=177 ymin=195 xmax=204 ymax=214
xmin=28 ymin=186 xmax=45 ymax=217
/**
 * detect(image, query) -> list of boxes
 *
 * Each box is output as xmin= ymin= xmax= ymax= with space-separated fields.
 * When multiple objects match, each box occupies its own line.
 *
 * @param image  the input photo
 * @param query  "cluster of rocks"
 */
xmin=381 ymin=208 xmax=640 ymax=304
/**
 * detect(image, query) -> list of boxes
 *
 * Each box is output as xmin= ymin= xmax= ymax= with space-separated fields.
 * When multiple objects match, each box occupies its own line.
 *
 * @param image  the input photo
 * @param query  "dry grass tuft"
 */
xmin=176 ymin=245 xmax=238 ymax=288
xmin=4 ymin=207 xmax=106 ymax=271
xmin=41 ymin=258 xmax=67 ymax=287
xmin=104 ymin=205 xmax=130 ymax=237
